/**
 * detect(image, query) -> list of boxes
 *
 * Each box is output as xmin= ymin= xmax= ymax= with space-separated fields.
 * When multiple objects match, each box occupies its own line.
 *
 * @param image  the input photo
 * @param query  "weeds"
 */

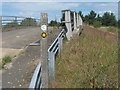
xmin=51 ymin=28 xmax=118 ymax=88
xmin=107 ymin=26 xmax=117 ymax=33
xmin=1 ymin=56 xmax=12 ymax=69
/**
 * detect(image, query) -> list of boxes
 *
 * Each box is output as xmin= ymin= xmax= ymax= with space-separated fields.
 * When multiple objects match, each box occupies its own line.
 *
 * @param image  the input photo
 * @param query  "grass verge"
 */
xmin=51 ymin=29 xmax=118 ymax=88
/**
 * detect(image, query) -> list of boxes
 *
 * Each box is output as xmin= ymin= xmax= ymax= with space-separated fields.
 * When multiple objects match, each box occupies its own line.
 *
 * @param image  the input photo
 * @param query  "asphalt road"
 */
xmin=2 ymin=27 xmax=41 ymax=49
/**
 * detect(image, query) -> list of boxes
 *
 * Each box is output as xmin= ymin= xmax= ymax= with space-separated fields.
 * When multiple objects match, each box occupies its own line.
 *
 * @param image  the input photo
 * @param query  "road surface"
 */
xmin=1 ymin=27 xmax=41 ymax=60
xmin=2 ymin=26 xmax=62 ymax=88
xmin=2 ymin=27 xmax=41 ymax=49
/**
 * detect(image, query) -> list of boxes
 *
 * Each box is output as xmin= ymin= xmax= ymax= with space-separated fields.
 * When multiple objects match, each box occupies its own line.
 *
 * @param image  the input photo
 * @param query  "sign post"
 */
xmin=40 ymin=13 xmax=48 ymax=88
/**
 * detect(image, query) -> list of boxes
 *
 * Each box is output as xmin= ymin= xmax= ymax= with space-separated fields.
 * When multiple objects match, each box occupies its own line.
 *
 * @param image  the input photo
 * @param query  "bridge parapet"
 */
xmin=61 ymin=9 xmax=83 ymax=40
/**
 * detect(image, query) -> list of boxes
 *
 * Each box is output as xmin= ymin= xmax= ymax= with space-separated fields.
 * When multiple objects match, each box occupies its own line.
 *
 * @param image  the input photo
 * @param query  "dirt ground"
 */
xmin=1 ymin=48 xmax=23 ymax=59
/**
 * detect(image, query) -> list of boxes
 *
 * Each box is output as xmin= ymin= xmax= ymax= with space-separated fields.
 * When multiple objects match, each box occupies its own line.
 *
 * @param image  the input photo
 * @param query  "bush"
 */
xmin=49 ymin=20 xmax=61 ymax=27
xmin=107 ymin=27 xmax=117 ymax=33
xmin=2 ymin=56 xmax=12 ymax=68
xmin=3 ymin=21 xmax=18 ymax=28
xmin=93 ymin=21 xmax=102 ymax=28
xmin=20 ymin=18 xmax=37 ymax=26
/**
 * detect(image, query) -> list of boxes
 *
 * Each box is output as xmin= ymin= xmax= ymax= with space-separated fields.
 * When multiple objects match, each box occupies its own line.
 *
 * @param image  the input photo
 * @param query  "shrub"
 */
xmin=20 ymin=18 xmax=37 ymax=26
xmin=3 ymin=21 xmax=18 ymax=28
xmin=107 ymin=26 xmax=117 ymax=33
xmin=93 ymin=21 xmax=102 ymax=28
xmin=2 ymin=56 xmax=12 ymax=68
xmin=49 ymin=20 xmax=61 ymax=27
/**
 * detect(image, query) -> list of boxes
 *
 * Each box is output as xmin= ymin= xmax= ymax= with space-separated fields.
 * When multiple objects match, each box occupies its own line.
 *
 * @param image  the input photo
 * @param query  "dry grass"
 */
xmin=98 ymin=26 xmax=118 ymax=35
xmin=51 ymin=29 xmax=118 ymax=88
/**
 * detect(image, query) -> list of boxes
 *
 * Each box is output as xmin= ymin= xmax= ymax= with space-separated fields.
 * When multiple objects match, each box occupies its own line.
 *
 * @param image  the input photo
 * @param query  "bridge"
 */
xmin=1 ymin=10 xmax=83 ymax=89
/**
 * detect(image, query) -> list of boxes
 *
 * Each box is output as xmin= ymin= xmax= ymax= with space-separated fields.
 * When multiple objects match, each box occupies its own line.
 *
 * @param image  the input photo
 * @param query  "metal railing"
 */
xmin=29 ymin=29 xmax=64 ymax=89
xmin=29 ymin=62 xmax=42 ymax=89
xmin=0 ymin=16 xmax=40 ymax=26
xmin=48 ymin=29 xmax=64 ymax=81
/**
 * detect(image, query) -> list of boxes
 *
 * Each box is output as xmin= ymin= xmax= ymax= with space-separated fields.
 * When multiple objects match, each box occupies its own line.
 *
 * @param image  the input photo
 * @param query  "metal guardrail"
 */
xmin=0 ymin=16 xmax=25 ymax=25
xmin=0 ymin=16 xmax=40 ymax=26
xmin=28 ymin=9 xmax=82 ymax=88
xmin=29 ymin=29 xmax=64 ymax=89
xmin=48 ymin=29 xmax=64 ymax=81
xmin=29 ymin=62 xmax=42 ymax=89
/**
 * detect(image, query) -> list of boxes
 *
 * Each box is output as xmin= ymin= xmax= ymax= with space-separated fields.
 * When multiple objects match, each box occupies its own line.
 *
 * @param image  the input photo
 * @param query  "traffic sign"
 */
xmin=41 ymin=25 xmax=47 ymax=31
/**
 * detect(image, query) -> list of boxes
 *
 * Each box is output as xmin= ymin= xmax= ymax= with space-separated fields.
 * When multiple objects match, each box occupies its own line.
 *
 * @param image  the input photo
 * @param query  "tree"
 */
xmin=49 ymin=20 xmax=61 ymax=26
xmin=20 ymin=18 xmax=37 ymax=26
xmin=78 ymin=10 xmax=118 ymax=28
xmin=84 ymin=15 xmax=89 ymax=24
xmin=61 ymin=13 xmax=65 ymax=22
xmin=83 ymin=10 xmax=97 ymax=25
xmin=96 ymin=14 xmax=102 ymax=22
xmin=79 ymin=11 xmax=84 ymax=21
xmin=102 ymin=12 xmax=117 ymax=26
xmin=88 ymin=10 xmax=97 ymax=25
xmin=49 ymin=20 xmax=57 ymax=26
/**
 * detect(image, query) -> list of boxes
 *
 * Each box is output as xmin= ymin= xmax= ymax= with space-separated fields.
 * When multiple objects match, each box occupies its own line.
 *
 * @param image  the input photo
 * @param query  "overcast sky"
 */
xmin=1 ymin=0 xmax=119 ymax=22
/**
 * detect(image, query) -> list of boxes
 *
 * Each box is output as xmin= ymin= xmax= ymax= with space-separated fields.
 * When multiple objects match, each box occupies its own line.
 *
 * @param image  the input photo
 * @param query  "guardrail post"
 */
xmin=48 ymin=52 xmax=55 ymax=81
xmin=60 ymin=36 xmax=63 ymax=50
xmin=58 ymin=36 xmax=62 ymax=53
xmin=40 ymin=13 xmax=48 ymax=88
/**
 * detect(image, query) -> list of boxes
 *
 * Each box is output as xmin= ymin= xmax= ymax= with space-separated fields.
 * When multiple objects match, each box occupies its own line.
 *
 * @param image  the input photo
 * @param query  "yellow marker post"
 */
xmin=41 ymin=32 xmax=47 ymax=38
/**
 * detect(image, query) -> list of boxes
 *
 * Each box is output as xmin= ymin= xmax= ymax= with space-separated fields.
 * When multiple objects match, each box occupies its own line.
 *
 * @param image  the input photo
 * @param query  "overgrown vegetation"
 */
xmin=107 ymin=26 xmax=117 ymax=33
xmin=52 ymin=28 xmax=118 ymax=88
xmin=1 ymin=56 xmax=12 ymax=69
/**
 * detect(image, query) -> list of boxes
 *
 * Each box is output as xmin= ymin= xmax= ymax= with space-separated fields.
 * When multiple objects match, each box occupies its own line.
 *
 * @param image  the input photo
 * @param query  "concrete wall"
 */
xmin=62 ymin=10 xmax=83 ymax=40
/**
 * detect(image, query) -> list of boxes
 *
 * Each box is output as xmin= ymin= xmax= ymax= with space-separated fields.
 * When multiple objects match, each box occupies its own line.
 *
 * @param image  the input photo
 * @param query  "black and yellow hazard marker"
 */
xmin=41 ymin=32 xmax=47 ymax=38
